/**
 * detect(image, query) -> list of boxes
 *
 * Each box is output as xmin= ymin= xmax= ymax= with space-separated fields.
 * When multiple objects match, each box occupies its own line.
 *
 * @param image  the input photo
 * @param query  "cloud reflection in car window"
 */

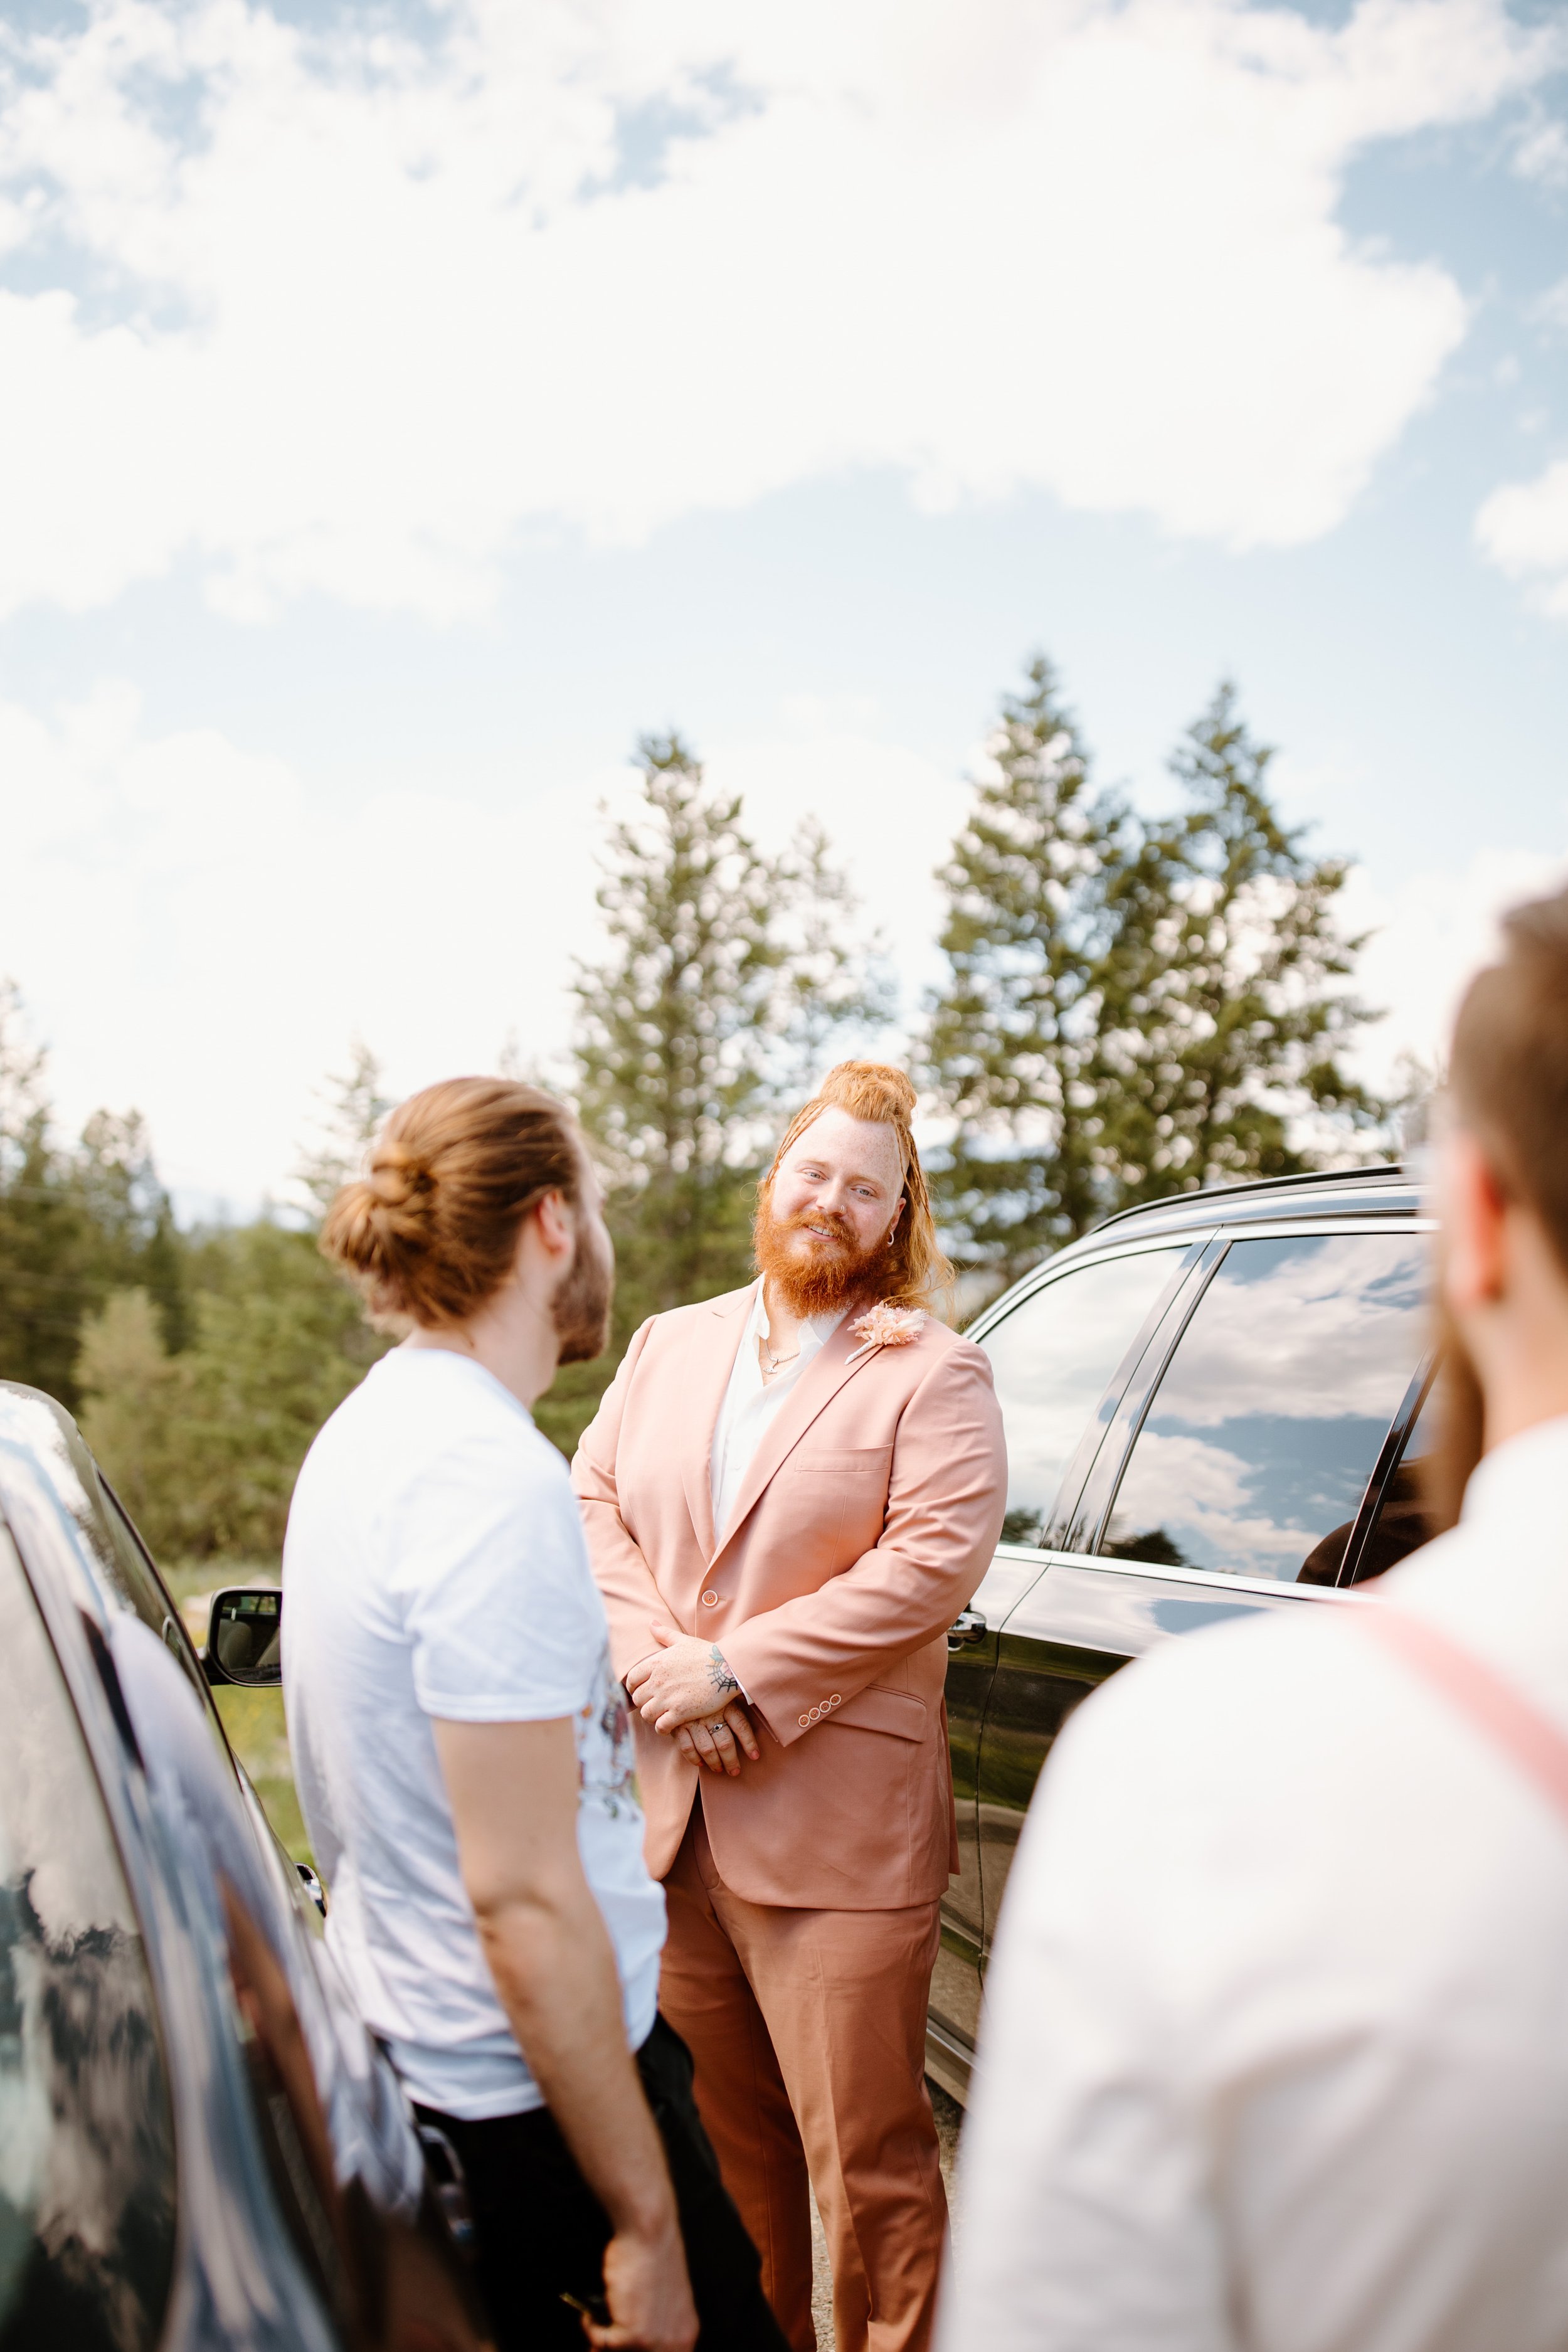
xmin=980 ymin=1248 xmax=1185 ymax=1545
xmin=1103 ymin=1233 xmax=1429 ymax=1582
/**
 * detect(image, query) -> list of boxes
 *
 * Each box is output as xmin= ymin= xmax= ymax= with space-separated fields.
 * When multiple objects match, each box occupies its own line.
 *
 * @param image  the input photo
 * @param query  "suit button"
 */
xmin=701 ymin=1590 xmax=719 ymax=1607
xmin=829 ymin=1693 xmax=841 ymax=1705
xmin=798 ymin=1714 xmax=810 ymax=1727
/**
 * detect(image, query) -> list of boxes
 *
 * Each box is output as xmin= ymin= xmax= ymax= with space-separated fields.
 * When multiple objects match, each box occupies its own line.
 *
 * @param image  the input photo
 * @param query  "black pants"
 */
xmin=415 ymin=2013 xmax=791 ymax=2352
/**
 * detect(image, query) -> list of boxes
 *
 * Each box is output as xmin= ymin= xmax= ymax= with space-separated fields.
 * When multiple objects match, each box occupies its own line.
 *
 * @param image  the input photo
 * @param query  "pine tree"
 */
xmin=0 ymin=978 xmax=85 ymax=1401
xmin=925 ymin=664 xmax=1385 ymax=1285
xmin=0 ymin=980 xmax=186 ymax=1406
xmin=1103 ymin=684 xmax=1381 ymax=1199
xmin=924 ymin=659 xmax=1138 ymax=1279
xmin=79 ymin=1224 xmax=386 ymax=1560
xmin=573 ymin=734 xmax=786 ymax=1324
xmin=294 ymin=1039 xmax=391 ymax=1221
xmin=548 ymin=733 xmax=881 ymax=1458
xmin=573 ymin=733 xmax=881 ymax=1319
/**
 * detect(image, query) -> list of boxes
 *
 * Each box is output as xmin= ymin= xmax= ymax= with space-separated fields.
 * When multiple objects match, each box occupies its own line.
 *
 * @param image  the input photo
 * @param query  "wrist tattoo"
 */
xmin=707 ymin=1646 xmax=739 ymax=1702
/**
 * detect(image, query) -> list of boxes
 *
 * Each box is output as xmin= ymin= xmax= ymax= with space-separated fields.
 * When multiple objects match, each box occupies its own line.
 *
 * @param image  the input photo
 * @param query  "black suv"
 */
xmin=931 ymin=1164 xmax=1435 ymax=2101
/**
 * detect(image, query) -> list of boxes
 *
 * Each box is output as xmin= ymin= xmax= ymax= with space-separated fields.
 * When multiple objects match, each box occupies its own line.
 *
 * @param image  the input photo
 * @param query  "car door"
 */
xmin=928 ymin=1234 xmax=1200 ymax=2081
xmin=973 ymin=1216 xmax=1435 ymax=1988
xmin=0 ymin=1519 xmax=179 ymax=2352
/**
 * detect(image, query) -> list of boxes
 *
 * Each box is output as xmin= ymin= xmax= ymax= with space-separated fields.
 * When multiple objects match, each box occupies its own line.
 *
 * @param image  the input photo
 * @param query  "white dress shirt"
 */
xmin=709 ymin=1283 xmax=847 ymax=1543
xmin=940 ymin=1416 xmax=1568 ymax=2352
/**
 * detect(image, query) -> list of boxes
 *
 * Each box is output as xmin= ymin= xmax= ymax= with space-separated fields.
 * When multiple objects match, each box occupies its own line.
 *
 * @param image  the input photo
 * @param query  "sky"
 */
xmin=1 ymin=0 xmax=1566 ymax=1213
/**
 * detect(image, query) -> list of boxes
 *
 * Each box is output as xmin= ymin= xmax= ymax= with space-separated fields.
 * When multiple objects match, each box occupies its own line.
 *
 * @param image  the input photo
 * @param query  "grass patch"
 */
xmin=214 ymin=1685 xmax=313 ymax=1867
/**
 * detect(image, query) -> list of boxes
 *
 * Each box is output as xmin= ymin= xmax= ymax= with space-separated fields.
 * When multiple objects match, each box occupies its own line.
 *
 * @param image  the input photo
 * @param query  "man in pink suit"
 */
xmin=572 ymin=1062 xmax=1007 ymax=2352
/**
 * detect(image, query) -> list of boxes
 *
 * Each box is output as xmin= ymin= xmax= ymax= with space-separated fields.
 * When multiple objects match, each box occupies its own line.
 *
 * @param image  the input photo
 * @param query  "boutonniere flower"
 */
xmin=845 ymin=1303 xmax=928 ymax=1365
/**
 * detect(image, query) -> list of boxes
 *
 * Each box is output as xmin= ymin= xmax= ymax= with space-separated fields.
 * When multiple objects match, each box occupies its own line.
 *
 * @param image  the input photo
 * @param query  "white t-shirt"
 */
xmin=282 ymin=1345 xmax=665 ymax=2120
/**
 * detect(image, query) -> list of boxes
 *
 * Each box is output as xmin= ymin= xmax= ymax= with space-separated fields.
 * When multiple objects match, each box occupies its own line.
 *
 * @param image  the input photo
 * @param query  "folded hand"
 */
xmin=625 ymin=1624 xmax=762 ymax=1775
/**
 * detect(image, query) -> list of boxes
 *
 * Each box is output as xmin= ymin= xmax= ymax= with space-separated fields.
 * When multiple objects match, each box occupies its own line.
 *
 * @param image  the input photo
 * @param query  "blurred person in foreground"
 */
xmin=572 ymin=1063 xmax=1007 ymax=2352
xmin=283 ymin=1078 xmax=789 ymax=2352
xmin=939 ymin=888 xmax=1568 ymax=2352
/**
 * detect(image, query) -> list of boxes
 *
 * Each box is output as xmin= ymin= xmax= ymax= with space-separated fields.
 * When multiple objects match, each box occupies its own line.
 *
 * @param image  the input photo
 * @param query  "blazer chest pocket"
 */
xmin=788 ymin=1447 xmax=893 ymax=1476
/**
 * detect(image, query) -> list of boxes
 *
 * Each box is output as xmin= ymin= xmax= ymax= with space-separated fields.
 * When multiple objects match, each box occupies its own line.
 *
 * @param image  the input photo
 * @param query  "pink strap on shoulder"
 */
xmin=1355 ymin=1603 xmax=1568 ymax=1830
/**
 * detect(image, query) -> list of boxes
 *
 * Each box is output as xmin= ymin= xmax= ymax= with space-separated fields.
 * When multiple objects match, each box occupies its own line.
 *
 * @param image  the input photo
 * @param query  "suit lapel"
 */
xmin=708 ymin=1311 xmax=878 ymax=1567
xmin=681 ymin=1284 xmax=756 ymax=1562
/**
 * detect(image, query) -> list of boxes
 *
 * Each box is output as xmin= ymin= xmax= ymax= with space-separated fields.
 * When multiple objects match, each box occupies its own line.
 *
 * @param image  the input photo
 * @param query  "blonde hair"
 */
xmin=761 ymin=1062 xmax=952 ymax=1311
xmin=320 ymin=1077 xmax=585 ymax=1328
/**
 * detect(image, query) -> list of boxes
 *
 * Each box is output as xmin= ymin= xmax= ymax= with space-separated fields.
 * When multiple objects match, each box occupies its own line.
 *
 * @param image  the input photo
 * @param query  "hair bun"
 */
xmin=818 ymin=1061 xmax=918 ymax=1122
xmin=368 ymin=1143 xmax=432 ymax=1210
xmin=322 ymin=1178 xmax=394 ymax=1276
xmin=319 ymin=1075 xmax=586 ymax=1332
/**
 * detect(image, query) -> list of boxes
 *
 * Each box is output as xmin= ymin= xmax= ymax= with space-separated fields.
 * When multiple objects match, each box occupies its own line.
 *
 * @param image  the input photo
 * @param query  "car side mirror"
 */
xmin=205 ymin=1587 xmax=283 ymax=1687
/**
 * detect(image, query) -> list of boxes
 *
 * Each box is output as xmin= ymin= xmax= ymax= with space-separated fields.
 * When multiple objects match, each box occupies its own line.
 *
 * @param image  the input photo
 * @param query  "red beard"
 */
xmin=752 ymin=1197 xmax=893 ymax=1318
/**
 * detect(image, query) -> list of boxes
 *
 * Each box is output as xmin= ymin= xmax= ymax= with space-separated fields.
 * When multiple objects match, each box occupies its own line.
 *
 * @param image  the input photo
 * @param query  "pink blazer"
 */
xmin=571 ymin=1284 xmax=1007 ymax=1910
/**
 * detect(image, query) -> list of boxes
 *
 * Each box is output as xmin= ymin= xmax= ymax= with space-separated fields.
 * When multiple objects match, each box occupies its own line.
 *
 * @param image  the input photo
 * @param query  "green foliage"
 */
xmin=78 ymin=1225 xmax=388 ymax=1560
xmin=159 ymin=1560 xmax=312 ymax=1864
xmin=924 ymin=658 xmax=1135 ymax=1275
xmin=0 ymin=980 xmax=186 ymax=1407
xmin=1101 ymin=684 xmax=1382 ymax=1207
xmin=926 ymin=662 xmax=1385 ymax=1284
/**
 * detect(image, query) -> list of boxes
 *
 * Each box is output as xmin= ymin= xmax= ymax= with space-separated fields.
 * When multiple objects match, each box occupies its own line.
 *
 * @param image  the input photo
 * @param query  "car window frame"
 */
xmin=1340 ymin=1351 xmax=1438 ymax=1586
xmin=1079 ymin=1213 xmax=1439 ymax=1597
xmin=968 ymin=1230 xmax=1217 ymax=1560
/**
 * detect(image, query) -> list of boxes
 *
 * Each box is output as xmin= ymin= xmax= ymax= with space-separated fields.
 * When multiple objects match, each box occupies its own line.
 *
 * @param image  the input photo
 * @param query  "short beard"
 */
xmin=552 ymin=1216 xmax=614 ymax=1364
xmin=753 ymin=1197 xmax=895 ymax=1320
xmin=1421 ymin=1300 xmax=1486 ymax=1535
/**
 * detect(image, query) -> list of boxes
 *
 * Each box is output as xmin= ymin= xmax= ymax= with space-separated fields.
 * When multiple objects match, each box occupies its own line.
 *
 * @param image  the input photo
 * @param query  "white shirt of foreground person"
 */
xmin=940 ymin=1416 xmax=1568 ymax=2352
xmin=283 ymin=1345 xmax=666 ymax=2118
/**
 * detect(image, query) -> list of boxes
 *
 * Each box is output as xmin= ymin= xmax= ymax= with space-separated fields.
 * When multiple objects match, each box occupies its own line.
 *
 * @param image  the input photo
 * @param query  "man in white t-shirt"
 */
xmin=285 ymin=1077 xmax=790 ymax=2352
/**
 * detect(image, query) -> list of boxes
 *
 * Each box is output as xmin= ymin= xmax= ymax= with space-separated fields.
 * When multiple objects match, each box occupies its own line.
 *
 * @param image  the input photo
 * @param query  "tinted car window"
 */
xmin=0 ymin=1531 xmax=176 ymax=2352
xmin=979 ymin=1248 xmax=1185 ymax=1544
xmin=1101 ymin=1232 xmax=1428 ymax=1582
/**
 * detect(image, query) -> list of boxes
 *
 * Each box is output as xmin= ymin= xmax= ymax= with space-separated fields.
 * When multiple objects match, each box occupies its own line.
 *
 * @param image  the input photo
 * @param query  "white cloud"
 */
xmin=1527 ymin=276 xmax=1568 ymax=335
xmin=1476 ymin=458 xmax=1568 ymax=620
xmin=1513 ymin=110 xmax=1568 ymax=186
xmin=0 ymin=0 xmax=1549 ymax=622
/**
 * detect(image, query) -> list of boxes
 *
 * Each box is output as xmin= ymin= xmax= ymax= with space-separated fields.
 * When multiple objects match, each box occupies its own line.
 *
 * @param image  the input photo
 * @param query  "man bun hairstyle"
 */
xmin=765 ymin=1060 xmax=953 ymax=1312
xmin=321 ymin=1076 xmax=585 ymax=1328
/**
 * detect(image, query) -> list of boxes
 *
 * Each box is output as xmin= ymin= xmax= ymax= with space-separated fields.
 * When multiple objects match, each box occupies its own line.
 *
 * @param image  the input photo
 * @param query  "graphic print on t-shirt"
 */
xmin=579 ymin=1642 xmax=638 ymax=1820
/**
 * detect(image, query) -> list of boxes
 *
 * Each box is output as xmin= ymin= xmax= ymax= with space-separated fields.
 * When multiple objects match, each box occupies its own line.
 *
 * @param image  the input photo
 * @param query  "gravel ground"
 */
xmin=809 ymin=2083 xmax=964 ymax=2349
